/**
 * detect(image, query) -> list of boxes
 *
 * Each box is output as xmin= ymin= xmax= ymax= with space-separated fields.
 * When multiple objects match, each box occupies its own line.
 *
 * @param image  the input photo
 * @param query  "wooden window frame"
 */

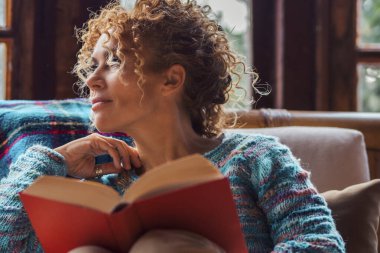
xmin=252 ymin=0 xmax=374 ymax=111
xmin=0 ymin=0 xmax=13 ymax=99
xmin=7 ymin=0 xmax=110 ymax=100
xmin=5 ymin=0 xmax=12 ymax=28
xmin=252 ymin=0 xmax=321 ymax=110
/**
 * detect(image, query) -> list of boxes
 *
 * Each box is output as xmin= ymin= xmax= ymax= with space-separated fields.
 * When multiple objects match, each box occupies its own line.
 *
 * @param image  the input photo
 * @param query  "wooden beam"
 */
xmin=11 ymin=0 xmax=36 ymax=99
xmin=315 ymin=0 xmax=330 ymax=111
xmin=0 ymin=31 xmax=13 ymax=38
xmin=252 ymin=0 xmax=276 ymax=108
xmin=281 ymin=0 xmax=317 ymax=110
xmin=328 ymin=0 xmax=357 ymax=110
xmin=32 ymin=0 xmax=56 ymax=99
xmin=357 ymin=49 xmax=380 ymax=63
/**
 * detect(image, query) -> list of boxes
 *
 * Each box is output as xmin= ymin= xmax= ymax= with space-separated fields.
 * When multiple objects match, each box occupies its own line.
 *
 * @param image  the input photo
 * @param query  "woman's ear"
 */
xmin=161 ymin=64 xmax=186 ymax=96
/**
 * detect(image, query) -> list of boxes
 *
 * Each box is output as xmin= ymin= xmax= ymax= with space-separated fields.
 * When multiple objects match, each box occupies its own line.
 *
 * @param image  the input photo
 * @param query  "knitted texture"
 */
xmin=0 ymin=99 xmax=133 ymax=179
xmin=0 ymin=146 xmax=66 ymax=253
xmin=0 ymin=132 xmax=345 ymax=252
xmin=203 ymin=132 xmax=345 ymax=252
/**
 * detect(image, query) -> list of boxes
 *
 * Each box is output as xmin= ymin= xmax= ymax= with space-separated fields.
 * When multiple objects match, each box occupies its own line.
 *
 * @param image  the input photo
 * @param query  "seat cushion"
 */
xmin=228 ymin=126 xmax=370 ymax=192
xmin=0 ymin=99 xmax=133 ymax=179
xmin=322 ymin=179 xmax=380 ymax=253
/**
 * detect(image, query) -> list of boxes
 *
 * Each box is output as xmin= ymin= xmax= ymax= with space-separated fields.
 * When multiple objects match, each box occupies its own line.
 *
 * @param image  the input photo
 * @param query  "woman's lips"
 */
xmin=91 ymin=99 xmax=112 ymax=111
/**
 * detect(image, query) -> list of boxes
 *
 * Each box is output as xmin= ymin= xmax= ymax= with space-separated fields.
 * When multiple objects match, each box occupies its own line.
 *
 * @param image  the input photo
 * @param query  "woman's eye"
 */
xmin=90 ymin=63 xmax=98 ymax=71
xmin=89 ymin=58 xmax=98 ymax=72
xmin=109 ymin=56 xmax=121 ymax=70
xmin=110 ymin=56 xmax=121 ymax=66
xmin=112 ymin=56 xmax=121 ymax=64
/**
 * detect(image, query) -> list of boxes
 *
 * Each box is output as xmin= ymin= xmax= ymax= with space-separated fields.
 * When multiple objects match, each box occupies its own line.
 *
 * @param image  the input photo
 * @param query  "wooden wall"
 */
xmin=11 ymin=0 xmax=109 ymax=100
xmin=252 ymin=0 xmax=358 ymax=111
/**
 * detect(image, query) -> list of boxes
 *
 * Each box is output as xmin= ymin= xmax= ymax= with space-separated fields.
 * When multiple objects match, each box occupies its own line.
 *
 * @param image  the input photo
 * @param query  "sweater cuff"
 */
xmin=24 ymin=145 xmax=67 ymax=177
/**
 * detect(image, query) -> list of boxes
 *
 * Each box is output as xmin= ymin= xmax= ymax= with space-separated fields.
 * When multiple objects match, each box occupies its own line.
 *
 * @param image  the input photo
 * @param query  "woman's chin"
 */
xmin=93 ymin=121 xmax=117 ymax=133
xmin=92 ymin=115 xmax=129 ymax=134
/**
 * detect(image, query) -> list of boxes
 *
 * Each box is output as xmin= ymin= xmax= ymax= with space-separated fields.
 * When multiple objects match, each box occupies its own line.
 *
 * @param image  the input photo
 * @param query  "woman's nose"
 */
xmin=86 ymin=72 xmax=105 ymax=91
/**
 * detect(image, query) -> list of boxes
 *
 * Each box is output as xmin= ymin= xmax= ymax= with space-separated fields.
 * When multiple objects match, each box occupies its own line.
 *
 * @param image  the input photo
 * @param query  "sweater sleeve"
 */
xmin=0 ymin=145 xmax=67 ymax=253
xmin=249 ymin=137 xmax=346 ymax=253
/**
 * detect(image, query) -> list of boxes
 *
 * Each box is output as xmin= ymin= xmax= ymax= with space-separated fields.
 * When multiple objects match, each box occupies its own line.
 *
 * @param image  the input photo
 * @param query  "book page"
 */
xmin=22 ymin=176 xmax=122 ymax=213
xmin=123 ymin=154 xmax=224 ymax=202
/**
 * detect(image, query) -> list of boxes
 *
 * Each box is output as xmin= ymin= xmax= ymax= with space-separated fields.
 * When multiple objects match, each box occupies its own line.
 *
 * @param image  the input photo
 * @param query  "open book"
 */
xmin=20 ymin=154 xmax=247 ymax=253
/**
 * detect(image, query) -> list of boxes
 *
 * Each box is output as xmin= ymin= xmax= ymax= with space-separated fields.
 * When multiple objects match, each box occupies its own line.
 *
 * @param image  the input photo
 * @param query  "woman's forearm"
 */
xmin=0 ymin=145 xmax=66 ymax=252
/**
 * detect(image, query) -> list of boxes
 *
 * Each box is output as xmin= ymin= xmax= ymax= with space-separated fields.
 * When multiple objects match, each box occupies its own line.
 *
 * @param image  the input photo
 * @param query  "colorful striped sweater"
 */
xmin=0 ymin=132 xmax=345 ymax=252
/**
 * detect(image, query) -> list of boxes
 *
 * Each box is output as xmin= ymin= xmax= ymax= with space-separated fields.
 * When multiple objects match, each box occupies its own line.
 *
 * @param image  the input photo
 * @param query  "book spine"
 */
xmin=109 ymin=204 xmax=144 ymax=252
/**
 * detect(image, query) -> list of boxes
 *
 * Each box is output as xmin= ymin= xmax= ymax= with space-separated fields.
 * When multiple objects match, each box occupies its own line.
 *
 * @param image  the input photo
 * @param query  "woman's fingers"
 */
xmin=93 ymin=163 xmax=121 ymax=177
xmin=91 ymin=136 xmax=123 ymax=170
xmin=57 ymin=133 xmax=141 ymax=179
xmin=109 ymin=139 xmax=132 ymax=170
xmin=118 ymin=140 xmax=142 ymax=169
xmin=90 ymin=134 xmax=141 ymax=171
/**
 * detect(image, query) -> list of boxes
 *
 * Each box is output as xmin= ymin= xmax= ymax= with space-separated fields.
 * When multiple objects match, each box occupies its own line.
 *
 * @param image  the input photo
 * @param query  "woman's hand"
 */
xmin=55 ymin=133 xmax=141 ymax=179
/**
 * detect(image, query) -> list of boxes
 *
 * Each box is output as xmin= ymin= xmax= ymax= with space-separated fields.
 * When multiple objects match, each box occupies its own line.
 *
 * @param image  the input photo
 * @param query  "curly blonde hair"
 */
xmin=73 ymin=0 xmax=258 ymax=137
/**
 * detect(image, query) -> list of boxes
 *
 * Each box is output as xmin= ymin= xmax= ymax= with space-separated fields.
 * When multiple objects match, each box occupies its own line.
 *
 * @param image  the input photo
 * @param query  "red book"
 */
xmin=20 ymin=154 xmax=248 ymax=253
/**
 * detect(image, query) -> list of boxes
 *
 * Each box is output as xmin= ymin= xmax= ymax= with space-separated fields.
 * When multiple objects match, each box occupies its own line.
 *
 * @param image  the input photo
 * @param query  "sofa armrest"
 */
xmin=228 ymin=126 xmax=370 ymax=192
xmin=230 ymin=109 xmax=380 ymax=180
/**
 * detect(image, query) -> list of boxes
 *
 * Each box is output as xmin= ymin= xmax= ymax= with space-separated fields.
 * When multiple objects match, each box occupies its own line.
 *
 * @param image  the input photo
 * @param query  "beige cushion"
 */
xmin=130 ymin=229 xmax=225 ymax=253
xmin=322 ymin=179 xmax=380 ymax=253
xmin=228 ymin=126 xmax=370 ymax=192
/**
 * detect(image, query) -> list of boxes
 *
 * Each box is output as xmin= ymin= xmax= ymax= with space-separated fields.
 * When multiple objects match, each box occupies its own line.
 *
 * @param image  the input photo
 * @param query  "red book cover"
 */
xmin=19 ymin=154 xmax=248 ymax=253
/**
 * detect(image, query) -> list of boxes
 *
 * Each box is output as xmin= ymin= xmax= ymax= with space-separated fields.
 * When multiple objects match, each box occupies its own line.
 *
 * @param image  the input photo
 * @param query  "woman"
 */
xmin=0 ymin=0 xmax=345 ymax=252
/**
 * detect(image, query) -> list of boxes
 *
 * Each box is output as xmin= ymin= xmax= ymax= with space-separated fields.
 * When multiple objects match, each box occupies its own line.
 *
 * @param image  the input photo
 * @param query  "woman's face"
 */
xmin=86 ymin=34 xmax=164 ymax=133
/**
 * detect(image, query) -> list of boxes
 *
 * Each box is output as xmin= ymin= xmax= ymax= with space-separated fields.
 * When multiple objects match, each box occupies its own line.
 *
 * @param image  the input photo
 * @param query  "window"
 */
xmin=357 ymin=0 xmax=380 ymax=112
xmin=0 ymin=0 xmax=12 ymax=100
xmin=120 ymin=0 xmax=134 ymax=10
xmin=358 ymin=64 xmax=380 ymax=111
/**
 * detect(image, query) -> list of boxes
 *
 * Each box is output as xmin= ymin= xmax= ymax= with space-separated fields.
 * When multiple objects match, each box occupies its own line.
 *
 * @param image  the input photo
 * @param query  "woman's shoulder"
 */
xmin=225 ymin=130 xmax=278 ymax=142
xmin=204 ymin=130 xmax=287 ymax=161
xmin=224 ymin=130 xmax=283 ymax=150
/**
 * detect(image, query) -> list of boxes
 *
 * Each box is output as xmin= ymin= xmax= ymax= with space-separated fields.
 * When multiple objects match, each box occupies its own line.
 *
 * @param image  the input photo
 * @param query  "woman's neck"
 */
xmin=127 ymin=114 xmax=222 ymax=171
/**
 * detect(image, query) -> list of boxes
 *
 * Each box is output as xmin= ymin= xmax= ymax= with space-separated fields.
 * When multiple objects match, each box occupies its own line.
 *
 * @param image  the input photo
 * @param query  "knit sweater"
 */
xmin=0 ymin=132 xmax=345 ymax=252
